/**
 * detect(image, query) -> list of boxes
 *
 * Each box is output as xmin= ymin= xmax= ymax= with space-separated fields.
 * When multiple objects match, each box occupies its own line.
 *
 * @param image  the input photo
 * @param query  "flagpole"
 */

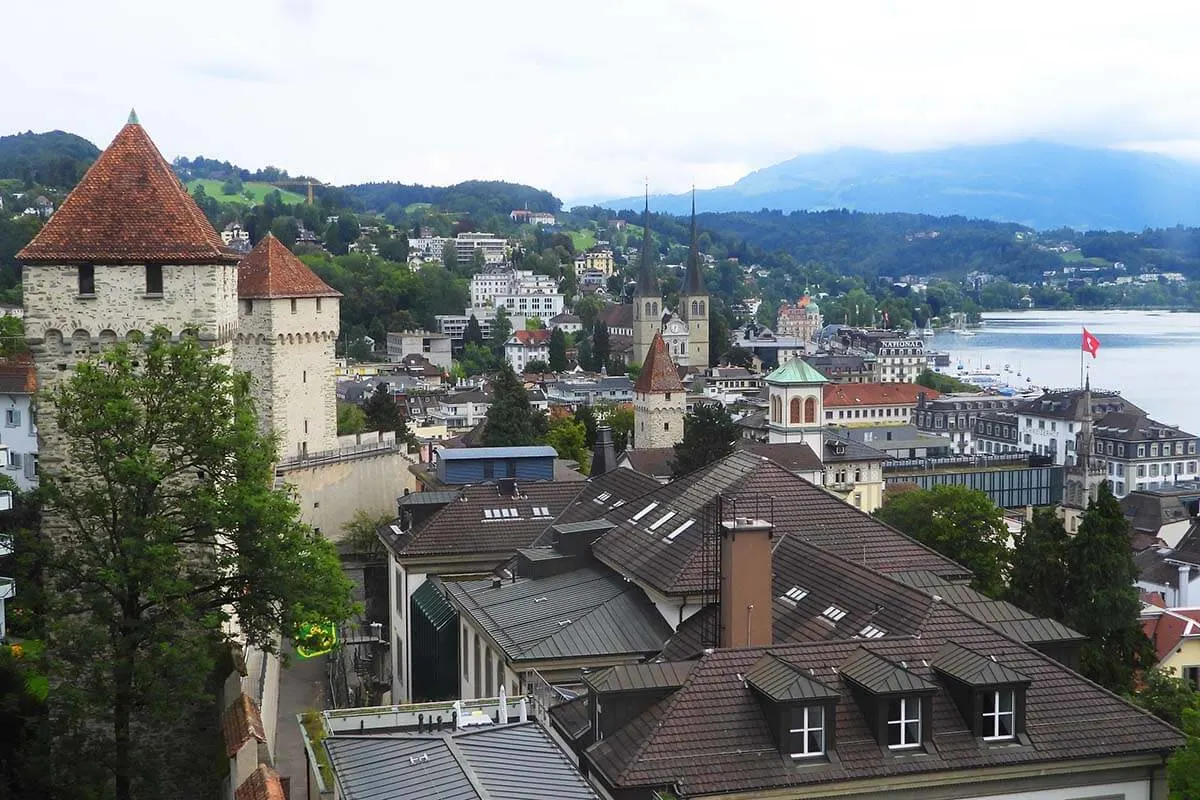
xmin=1080 ymin=326 xmax=1084 ymax=389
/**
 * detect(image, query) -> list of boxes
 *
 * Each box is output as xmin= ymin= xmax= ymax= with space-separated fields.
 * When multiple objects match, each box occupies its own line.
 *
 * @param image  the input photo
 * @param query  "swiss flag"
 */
xmin=1082 ymin=328 xmax=1100 ymax=358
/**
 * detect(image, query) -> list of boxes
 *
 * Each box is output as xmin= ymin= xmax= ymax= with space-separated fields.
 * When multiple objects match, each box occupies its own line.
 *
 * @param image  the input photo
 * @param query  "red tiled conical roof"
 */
xmin=18 ymin=120 xmax=239 ymax=265
xmin=238 ymin=233 xmax=342 ymax=299
xmin=634 ymin=332 xmax=685 ymax=394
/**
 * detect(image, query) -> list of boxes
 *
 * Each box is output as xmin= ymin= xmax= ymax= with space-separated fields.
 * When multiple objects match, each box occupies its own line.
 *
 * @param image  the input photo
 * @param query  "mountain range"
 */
xmin=598 ymin=141 xmax=1200 ymax=232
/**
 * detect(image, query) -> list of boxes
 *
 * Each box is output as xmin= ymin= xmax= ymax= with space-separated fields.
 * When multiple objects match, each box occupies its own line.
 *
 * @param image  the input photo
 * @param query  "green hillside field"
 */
xmin=186 ymin=178 xmax=307 ymax=206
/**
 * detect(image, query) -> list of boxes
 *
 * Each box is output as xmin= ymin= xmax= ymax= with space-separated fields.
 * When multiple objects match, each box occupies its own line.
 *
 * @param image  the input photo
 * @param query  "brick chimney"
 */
xmin=719 ymin=517 xmax=774 ymax=648
xmin=592 ymin=425 xmax=617 ymax=476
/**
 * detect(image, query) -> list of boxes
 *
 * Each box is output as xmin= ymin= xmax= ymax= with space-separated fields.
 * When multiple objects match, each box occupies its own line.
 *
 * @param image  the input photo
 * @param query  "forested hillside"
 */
xmin=0 ymin=130 xmax=99 ymax=188
xmin=342 ymin=180 xmax=561 ymax=221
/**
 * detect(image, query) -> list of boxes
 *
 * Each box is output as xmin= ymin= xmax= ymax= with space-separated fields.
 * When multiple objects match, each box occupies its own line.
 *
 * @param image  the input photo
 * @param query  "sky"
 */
xmin=6 ymin=0 xmax=1200 ymax=203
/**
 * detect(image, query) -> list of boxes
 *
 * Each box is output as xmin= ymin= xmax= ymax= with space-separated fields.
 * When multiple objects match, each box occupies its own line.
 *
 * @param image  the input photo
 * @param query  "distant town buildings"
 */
xmin=386 ymin=331 xmax=453 ymax=371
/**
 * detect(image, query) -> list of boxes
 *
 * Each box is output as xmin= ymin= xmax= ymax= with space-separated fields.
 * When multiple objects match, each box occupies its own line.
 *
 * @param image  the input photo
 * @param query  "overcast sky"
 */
xmin=6 ymin=1 xmax=1200 ymax=203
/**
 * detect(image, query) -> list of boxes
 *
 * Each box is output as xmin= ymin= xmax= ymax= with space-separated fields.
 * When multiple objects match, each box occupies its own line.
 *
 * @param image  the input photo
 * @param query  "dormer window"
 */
xmin=982 ymin=689 xmax=1015 ymax=741
xmin=789 ymin=706 xmax=825 ymax=758
xmin=887 ymin=697 xmax=921 ymax=749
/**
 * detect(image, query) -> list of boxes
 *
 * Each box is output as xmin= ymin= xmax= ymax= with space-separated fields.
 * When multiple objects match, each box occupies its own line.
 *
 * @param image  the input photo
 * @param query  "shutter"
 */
xmin=22 ymin=458 xmax=33 ymax=480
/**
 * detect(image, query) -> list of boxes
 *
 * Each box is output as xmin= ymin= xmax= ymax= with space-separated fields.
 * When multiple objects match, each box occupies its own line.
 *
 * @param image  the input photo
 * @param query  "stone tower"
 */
xmin=19 ymin=114 xmax=241 ymax=478
xmin=631 ymin=191 xmax=660 ymax=367
xmin=633 ymin=332 xmax=686 ymax=450
xmin=680 ymin=191 xmax=709 ymax=369
xmin=1062 ymin=375 xmax=1106 ymax=530
xmin=233 ymin=234 xmax=342 ymax=458
xmin=765 ymin=357 xmax=829 ymax=456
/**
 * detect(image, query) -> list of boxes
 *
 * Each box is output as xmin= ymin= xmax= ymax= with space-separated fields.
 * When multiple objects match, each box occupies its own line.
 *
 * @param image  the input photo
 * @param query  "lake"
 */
xmin=933 ymin=310 xmax=1200 ymax=435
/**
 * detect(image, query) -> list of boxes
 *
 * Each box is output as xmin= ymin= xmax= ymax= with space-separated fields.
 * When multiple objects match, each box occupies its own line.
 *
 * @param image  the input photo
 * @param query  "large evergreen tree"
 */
xmin=490 ymin=307 xmax=513 ymax=360
xmin=548 ymin=327 xmax=568 ymax=371
xmin=1064 ymin=481 xmax=1153 ymax=694
xmin=592 ymin=322 xmax=610 ymax=370
xmin=481 ymin=362 xmax=547 ymax=447
xmin=464 ymin=314 xmax=484 ymax=348
xmin=671 ymin=404 xmax=737 ymax=476
xmin=44 ymin=329 xmax=355 ymax=799
xmin=1006 ymin=506 xmax=1070 ymax=620
xmin=873 ymin=485 xmax=1009 ymax=596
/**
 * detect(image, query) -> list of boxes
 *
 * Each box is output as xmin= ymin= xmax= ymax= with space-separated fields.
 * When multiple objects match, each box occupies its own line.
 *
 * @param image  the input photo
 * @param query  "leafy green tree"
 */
xmin=0 ymin=315 xmax=27 ymax=358
xmin=575 ymin=404 xmax=598 ymax=447
xmin=1171 ymin=707 xmax=1200 ymax=798
xmin=708 ymin=305 xmax=731 ymax=366
xmin=917 ymin=369 xmax=979 ymax=394
xmin=549 ymin=327 xmax=568 ymax=371
xmin=873 ymin=485 xmax=1009 ymax=596
xmin=526 ymin=317 xmax=544 ymax=330
xmin=44 ymin=329 xmax=355 ymax=800
xmin=1065 ymin=481 xmax=1154 ymax=694
xmin=1135 ymin=668 xmax=1200 ymax=729
xmin=220 ymin=176 xmax=243 ymax=195
xmin=592 ymin=322 xmax=611 ymax=370
xmin=525 ymin=359 xmax=549 ymax=373
xmin=340 ymin=510 xmax=393 ymax=561
xmin=490 ymin=308 xmax=513 ymax=359
xmin=464 ymin=315 xmax=484 ymax=348
xmin=270 ymin=216 xmax=300 ymax=249
xmin=544 ymin=416 xmax=588 ymax=467
xmin=1007 ymin=507 xmax=1069 ymax=620
xmin=458 ymin=343 xmax=494 ymax=376
xmin=362 ymin=384 xmax=406 ymax=438
xmin=472 ymin=247 xmax=486 ymax=270
xmin=337 ymin=402 xmax=367 ymax=435
xmin=574 ymin=296 xmax=602 ymax=332
xmin=671 ymin=404 xmax=738 ymax=476
xmin=607 ymin=405 xmax=634 ymax=453
xmin=378 ymin=237 xmax=409 ymax=262
xmin=482 ymin=362 xmax=547 ymax=447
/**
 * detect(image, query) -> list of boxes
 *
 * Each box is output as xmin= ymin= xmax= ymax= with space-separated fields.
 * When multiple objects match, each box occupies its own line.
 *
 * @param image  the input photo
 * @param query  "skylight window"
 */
xmin=631 ymin=501 xmax=660 ymax=522
xmin=822 ymin=606 xmax=847 ymax=623
xmin=781 ymin=586 xmax=809 ymax=605
xmin=593 ymin=491 xmax=612 ymax=504
xmin=648 ymin=511 xmax=677 ymax=531
xmin=532 ymin=506 xmax=551 ymax=517
xmin=610 ymin=499 xmax=626 ymax=507
xmin=664 ymin=519 xmax=695 ymax=541
xmin=859 ymin=624 xmax=886 ymax=639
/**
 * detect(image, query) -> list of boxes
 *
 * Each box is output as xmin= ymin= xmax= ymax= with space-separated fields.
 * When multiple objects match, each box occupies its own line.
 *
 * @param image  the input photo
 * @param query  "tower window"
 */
xmin=245 ymin=299 xmax=254 ymax=315
xmin=145 ymin=264 xmax=163 ymax=295
xmin=790 ymin=397 xmax=801 ymax=424
xmin=316 ymin=298 xmax=322 ymax=313
xmin=664 ymin=422 xmax=670 ymax=431
xmin=78 ymin=265 xmax=95 ymax=296
xmin=303 ymin=371 xmax=307 ymax=383
xmin=291 ymin=298 xmax=298 ymax=314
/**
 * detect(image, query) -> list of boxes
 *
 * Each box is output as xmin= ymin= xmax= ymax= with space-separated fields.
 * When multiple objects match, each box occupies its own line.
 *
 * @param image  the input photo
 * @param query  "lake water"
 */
xmin=933 ymin=310 xmax=1200 ymax=435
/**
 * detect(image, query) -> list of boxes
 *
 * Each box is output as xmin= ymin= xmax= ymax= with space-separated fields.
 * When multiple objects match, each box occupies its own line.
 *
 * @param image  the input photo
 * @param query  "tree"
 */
xmin=458 ymin=343 xmax=494 ymax=376
xmin=464 ymin=314 xmax=484 ymax=348
xmin=337 ymin=402 xmax=367 ymax=435
xmin=490 ymin=308 xmax=512 ymax=359
xmin=671 ymin=404 xmax=738 ymax=477
xmin=544 ymin=416 xmax=588 ymax=467
xmin=1135 ymin=668 xmax=1200 ymax=729
xmin=872 ymin=485 xmax=1009 ymax=596
xmin=340 ymin=510 xmax=393 ymax=561
xmin=725 ymin=345 xmax=753 ymax=369
xmin=708 ymin=306 xmax=731 ymax=366
xmin=44 ymin=330 xmax=354 ymax=799
xmin=482 ymin=362 xmax=546 ymax=447
xmin=472 ymin=247 xmax=486 ymax=270
xmin=220 ymin=176 xmax=243 ymax=195
xmin=917 ymin=369 xmax=979 ymax=393
xmin=1006 ymin=507 xmax=1069 ymax=621
xmin=525 ymin=359 xmax=550 ymax=373
xmin=592 ymin=322 xmax=611 ymax=370
xmin=526 ymin=317 xmax=544 ymax=330
xmin=269 ymin=216 xmax=300 ymax=249
xmin=607 ymin=405 xmax=634 ymax=453
xmin=549 ymin=327 xmax=568 ymax=371
xmin=1170 ymin=708 xmax=1200 ymax=799
xmin=1064 ymin=481 xmax=1154 ymax=694
xmin=362 ymin=383 xmax=405 ymax=436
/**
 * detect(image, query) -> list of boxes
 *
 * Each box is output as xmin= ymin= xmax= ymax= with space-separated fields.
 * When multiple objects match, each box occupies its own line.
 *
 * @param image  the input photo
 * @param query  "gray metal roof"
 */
xmin=584 ymin=661 xmax=695 ymax=693
xmin=413 ymin=580 xmax=456 ymax=629
xmin=933 ymin=643 xmax=1031 ymax=688
xmin=398 ymin=490 xmax=461 ymax=507
xmin=437 ymin=446 xmax=557 ymax=461
xmin=840 ymin=647 xmax=936 ymax=695
xmin=325 ymin=722 xmax=597 ymax=800
xmin=747 ymin=654 xmax=840 ymax=702
xmin=443 ymin=565 xmax=672 ymax=662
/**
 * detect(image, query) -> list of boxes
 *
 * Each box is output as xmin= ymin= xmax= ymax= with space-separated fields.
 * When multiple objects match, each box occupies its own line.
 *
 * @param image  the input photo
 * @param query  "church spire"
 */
xmin=683 ymin=186 xmax=706 ymax=296
xmin=634 ymin=181 xmax=657 ymax=298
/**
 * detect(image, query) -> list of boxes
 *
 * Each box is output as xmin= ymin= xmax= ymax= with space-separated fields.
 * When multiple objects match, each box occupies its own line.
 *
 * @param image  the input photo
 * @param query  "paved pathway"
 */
xmin=274 ymin=645 xmax=328 ymax=796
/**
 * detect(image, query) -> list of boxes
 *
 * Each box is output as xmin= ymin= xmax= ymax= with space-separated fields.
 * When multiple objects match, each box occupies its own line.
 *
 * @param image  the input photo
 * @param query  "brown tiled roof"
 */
xmin=220 ymin=693 xmax=267 ymax=758
xmin=593 ymin=451 xmax=967 ymax=597
xmin=238 ymin=233 xmax=342 ymax=299
xmin=18 ymin=121 xmax=239 ymax=265
xmin=0 ymin=358 xmax=36 ymax=395
xmin=510 ymin=329 xmax=551 ymax=346
xmin=617 ymin=447 xmax=675 ymax=479
xmin=233 ymin=765 xmax=286 ymax=800
xmin=823 ymin=381 xmax=939 ymax=408
xmin=586 ymin=602 xmax=1183 ymax=796
xmin=633 ymin=333 xmax=684 ymax=394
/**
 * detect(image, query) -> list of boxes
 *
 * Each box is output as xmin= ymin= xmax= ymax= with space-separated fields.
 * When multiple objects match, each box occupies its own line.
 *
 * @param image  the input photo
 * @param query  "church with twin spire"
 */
xmin=631 ymin=192 xmax=709 ymax=369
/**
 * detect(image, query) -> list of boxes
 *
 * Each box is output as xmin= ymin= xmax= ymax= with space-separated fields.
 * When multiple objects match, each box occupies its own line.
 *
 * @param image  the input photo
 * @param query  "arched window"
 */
xmin=771 ymin=396 xmax=781 ymax=424
xmin=699 ymin=301 xmax=706 ymax=316
xmin=653 ymin=302 xmax=659 ymax=315
xmin=804 ymin=397 xmax=816 ymax=424
xmin=645 ymin=302 xmax=652 ymax=316
xmin=691 ymin=300 xmax=699 ymax=315
xmin=789 ymin=397 xmax=801 ymax=424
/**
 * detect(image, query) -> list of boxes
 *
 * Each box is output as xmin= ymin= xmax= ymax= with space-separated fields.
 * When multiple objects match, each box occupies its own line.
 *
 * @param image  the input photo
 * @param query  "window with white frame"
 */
xmin=4 ymin=408 xmax=18 ymax=427
xmin=821 ymin=605 xmax=847 ymax=623
xmin=887 ymin=697 xmax=921 ymax=749
xmin=789 ymin=706 xmax=825 ymax=758
xmin=981 ymin=689 xmax=1015 ymax=741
